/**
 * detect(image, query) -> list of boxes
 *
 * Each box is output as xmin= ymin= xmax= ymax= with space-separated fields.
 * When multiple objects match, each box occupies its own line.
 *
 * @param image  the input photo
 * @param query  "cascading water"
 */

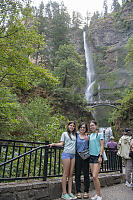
xmin=83 ymin=32 xmax=114 ymax=141
xmin=83 ymin=31 xmax=95 ymax=102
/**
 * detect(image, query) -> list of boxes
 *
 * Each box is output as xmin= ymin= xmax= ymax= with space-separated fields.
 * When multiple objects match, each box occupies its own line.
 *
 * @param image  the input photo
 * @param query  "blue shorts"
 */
xmin=89 ymin=155 xmax=99 ymax=163
xmin=61 ymin=152 xmax=75 ymax=160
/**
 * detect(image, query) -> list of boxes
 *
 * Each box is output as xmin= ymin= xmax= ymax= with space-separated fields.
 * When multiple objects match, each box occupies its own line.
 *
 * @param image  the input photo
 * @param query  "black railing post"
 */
xmin=120 ymin=156 xmax=123 ymax=173
xmin=43 ymin=141 xmax=49 ymax=181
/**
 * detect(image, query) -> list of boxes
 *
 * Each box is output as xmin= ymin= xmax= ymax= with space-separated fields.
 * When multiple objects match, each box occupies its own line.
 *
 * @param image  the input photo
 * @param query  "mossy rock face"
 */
xmin=93 ymin=81 xmax=98 ymax=96
xmin=109 ymin=90 xmax=133 ymax=137
xmin=87 ymin=2 xmax=133 ymax=100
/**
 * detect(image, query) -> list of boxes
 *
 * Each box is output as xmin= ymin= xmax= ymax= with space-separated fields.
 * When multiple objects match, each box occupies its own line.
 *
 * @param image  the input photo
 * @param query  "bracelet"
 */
xmin=99 ymin=154 xmax=103 ymax=158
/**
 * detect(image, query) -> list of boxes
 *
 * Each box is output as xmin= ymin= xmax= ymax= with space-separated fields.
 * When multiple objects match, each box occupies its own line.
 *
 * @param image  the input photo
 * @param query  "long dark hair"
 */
xmin=67 ymin=121 xmax=76 ymax=140
xmin=78 ymin=122 xmax=88 ymax=133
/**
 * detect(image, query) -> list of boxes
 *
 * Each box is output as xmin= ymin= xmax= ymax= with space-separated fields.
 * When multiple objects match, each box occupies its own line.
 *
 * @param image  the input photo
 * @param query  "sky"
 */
xmin=31 ymin=0 xmax=122 ymax=18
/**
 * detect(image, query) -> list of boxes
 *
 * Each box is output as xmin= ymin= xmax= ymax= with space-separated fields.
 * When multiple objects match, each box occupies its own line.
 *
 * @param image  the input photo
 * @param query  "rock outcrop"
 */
xmin=87 ymin=2 xmax=133 ymax=101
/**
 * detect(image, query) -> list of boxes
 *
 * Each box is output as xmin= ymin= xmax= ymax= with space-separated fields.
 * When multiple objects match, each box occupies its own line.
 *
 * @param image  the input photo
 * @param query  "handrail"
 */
xmin=0 ymin=145 xmax=48 ymax=167
xmin=0 ymin=139 xmax=122 ymax=181
xmin=0 ymin=138 xmax=47 ymax=145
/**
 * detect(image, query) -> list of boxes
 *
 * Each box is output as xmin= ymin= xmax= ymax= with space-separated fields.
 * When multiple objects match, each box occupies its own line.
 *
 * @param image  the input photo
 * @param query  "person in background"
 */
xmin=49 ymin=121 xmax=77 ymax=200
xmin=75 ymin=122 xmax=90 ymax=199
xmin=107 ymin=136 xmax=118 ymax=170
xmin=89 ymin=120 xmax=104 ymax=200
xmin=117 ymin=128 xmax=132 ymax=187
xmin=129 ymin=134 xmax=133 ymax=188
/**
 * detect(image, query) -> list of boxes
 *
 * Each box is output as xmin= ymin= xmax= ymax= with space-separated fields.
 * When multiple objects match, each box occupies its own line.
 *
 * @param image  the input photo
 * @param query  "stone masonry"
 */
xmin=0 ymin=172 xmax=125 ymax=200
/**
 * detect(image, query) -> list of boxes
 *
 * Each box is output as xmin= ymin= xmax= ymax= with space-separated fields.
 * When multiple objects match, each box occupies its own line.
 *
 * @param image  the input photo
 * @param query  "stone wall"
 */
xmin=0 ymin=173 xmax=125 ymax=200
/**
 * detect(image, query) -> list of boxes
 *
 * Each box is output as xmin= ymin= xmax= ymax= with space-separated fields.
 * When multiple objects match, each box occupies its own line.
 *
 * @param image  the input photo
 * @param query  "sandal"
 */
xmin=77 ymin=193 xmax=82 ymax=199
xmin=83 ymin=192 xmax=89 ymax=199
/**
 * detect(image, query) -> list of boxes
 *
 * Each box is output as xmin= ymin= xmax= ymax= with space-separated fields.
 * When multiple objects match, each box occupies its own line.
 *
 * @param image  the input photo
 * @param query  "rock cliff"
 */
xmin=87 ymin=2 xmax=133 ymax=101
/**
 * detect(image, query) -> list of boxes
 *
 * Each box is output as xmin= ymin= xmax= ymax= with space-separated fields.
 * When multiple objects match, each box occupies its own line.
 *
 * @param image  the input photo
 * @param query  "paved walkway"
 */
xmin=56 ymin=183 xmax=133 ymax=200
xmin=90 ymin=183 xmax=133 ymax=200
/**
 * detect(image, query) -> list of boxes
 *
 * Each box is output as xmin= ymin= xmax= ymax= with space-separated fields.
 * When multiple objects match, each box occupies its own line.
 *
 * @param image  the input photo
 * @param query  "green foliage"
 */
xmin=109 ymin=89 xmax=133 ymax=134
xmin=72 ymin=11 xmax=83 ymax=29
xmin=93 ymin=81 xmax=98 ymax=96
xmin=51 ymin=5 xmax=70 ymax=51
xmin=0 ymin=86 xmax=22 ymax=136
xmin=103 ymin=0 xmax=108 ymax=17
xmin=111 ymin=0 xmax=120 ymax=12
xmin=90 ymin=11 xmax=101 ymax=26
xmin=0 ymin=0 xmax=58 ymax=90
xmin=113 ymin=2 xmax=132 ymax=31
xmin=125 ymin=35 xmax=133 ymax=68
xmin=0 ymin=0 xmax=60 ymax=140
xmin=21 ymin=96 xmax=66 ymax=142
xmin=51 ymin=88 xmax=93 ymax=123
xmin=104 ymin=72 xmax=117 ymax=88
xmin=32 ymin=1 xmax=71 ymax=68
xmin=54 ymin=44 xmax=85 ymax=89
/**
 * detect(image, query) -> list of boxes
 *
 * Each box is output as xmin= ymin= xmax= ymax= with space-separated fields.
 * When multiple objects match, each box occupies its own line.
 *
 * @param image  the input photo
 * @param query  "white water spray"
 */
xmin=83 ymin=31 xmax=95 ymax=102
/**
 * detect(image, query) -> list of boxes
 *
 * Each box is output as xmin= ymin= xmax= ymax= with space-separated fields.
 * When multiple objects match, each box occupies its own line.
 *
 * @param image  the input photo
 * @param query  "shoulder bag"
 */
xmin=77 ymin=134 xmax=90 ymax=160
xmin=78 ymin=149 xmax=90 ymax=160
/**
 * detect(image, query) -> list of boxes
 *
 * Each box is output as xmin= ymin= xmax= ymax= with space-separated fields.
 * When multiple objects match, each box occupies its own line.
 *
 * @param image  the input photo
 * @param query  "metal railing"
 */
xmin=0 ymin=139 xmax=122 ymax=182
xmin=100 ymin=149 xmax=122 ymax=173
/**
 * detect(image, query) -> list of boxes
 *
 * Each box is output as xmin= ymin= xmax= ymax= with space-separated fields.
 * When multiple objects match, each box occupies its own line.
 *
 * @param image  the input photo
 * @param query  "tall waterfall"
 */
xmin=83 ymin=31 xmax=95 ymax=102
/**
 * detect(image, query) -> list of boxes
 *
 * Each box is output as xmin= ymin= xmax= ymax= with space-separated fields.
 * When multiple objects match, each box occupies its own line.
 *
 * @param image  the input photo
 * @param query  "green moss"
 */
xmin=93 ymin=81 xmax=98 ymax=96
xmin=109 ymin=89 xmax=133 ymax=135
xmin=117 ymin=48 xmax=127 ymax=68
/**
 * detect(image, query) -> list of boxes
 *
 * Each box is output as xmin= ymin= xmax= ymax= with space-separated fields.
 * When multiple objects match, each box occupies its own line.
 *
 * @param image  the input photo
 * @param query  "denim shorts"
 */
xmin=61 ymin=152 xmax=75 ymax=160
xmin=89 ymin=155 xmax=99 ymax=163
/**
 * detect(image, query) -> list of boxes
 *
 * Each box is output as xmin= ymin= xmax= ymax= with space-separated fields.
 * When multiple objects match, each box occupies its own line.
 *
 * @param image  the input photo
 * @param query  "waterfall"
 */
xmin=83 ymin=31 xmax=95 ymax=102
xmin=99 ymin=127 xmax=113 ymax=147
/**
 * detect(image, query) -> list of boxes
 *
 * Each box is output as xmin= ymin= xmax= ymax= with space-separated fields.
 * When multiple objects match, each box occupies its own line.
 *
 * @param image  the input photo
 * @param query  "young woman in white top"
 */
xmin=49 ymin=121 xmax=77 ymax=200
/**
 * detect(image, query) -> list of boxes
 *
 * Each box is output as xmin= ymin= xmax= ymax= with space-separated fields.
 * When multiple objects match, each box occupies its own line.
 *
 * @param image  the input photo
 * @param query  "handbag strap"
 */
xmin=76 ymin=133 xmax=89 ymax=151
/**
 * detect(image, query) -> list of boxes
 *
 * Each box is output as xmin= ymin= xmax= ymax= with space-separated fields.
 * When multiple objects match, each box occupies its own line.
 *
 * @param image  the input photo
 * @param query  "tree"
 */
xmin=0 ymin=86 xmax=22 ymax=137
xmin=90 ymin=11 xmax=100 ymax=26
xmin=22 ymin=96 xmax=65 ymax=142
xmin=85 ymin=11 xmax=91 ymax=27
xmin=125 ymin=35 xmax=133 ymax=68
xmin=103 ymin=0 xmax=108 ymax=17
xmin=0 ymin=0 xmax=59 ymax=137
xmin=50 ymin=1 xmax=71 ymax=52
xmin=0 ymin=0 xmax=58 ymax=90
xmin=54 ymin=44 xmax=85 ymax=89
xmin=72 ymin=11 xmax=83 ymax=29
xmin=33 ymin=1 xmax=71 ymax=67
xmin=111 ymin=0 xmax=120 ymax=12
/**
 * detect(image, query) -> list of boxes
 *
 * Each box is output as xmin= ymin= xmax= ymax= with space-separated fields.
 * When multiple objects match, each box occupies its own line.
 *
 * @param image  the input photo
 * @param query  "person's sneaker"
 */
xmin=97 ymin=196 xmax=102 ymax=200
xmin=69 ymin=193 xmax=77 ymax=199
xmin=125 ymin=181 xmax=132 ymax=187
xmin=61 ymin=193 xmax=72 ymax=199
xmin=91 ymin=194 xmax=97 ymax=200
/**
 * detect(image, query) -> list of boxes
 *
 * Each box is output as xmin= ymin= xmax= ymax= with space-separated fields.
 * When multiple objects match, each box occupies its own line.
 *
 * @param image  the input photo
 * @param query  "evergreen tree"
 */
xmin=54 ymin=44 xmax=85 ymax=89
xmin=0 ymin=0 xmax=57 ymax=90
xmin=103 ymin=0 xmax=108 ymax=17
xmin=33 ymin=1 xmax=71 ymax=68
xmin=72 ymin=11 xmax=83 ymax=29
xmin=50 ymin=2 xmax=70 ymax=52
xmin=85 ymin=11 xmax=91 ymax=27
xmin=125 ymin=36 xmax=133 ymax=68
xmin=90 ymin=11 xmax=100 ymax=25
xmin=111 ymin=0 xmax=120 ymax=12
